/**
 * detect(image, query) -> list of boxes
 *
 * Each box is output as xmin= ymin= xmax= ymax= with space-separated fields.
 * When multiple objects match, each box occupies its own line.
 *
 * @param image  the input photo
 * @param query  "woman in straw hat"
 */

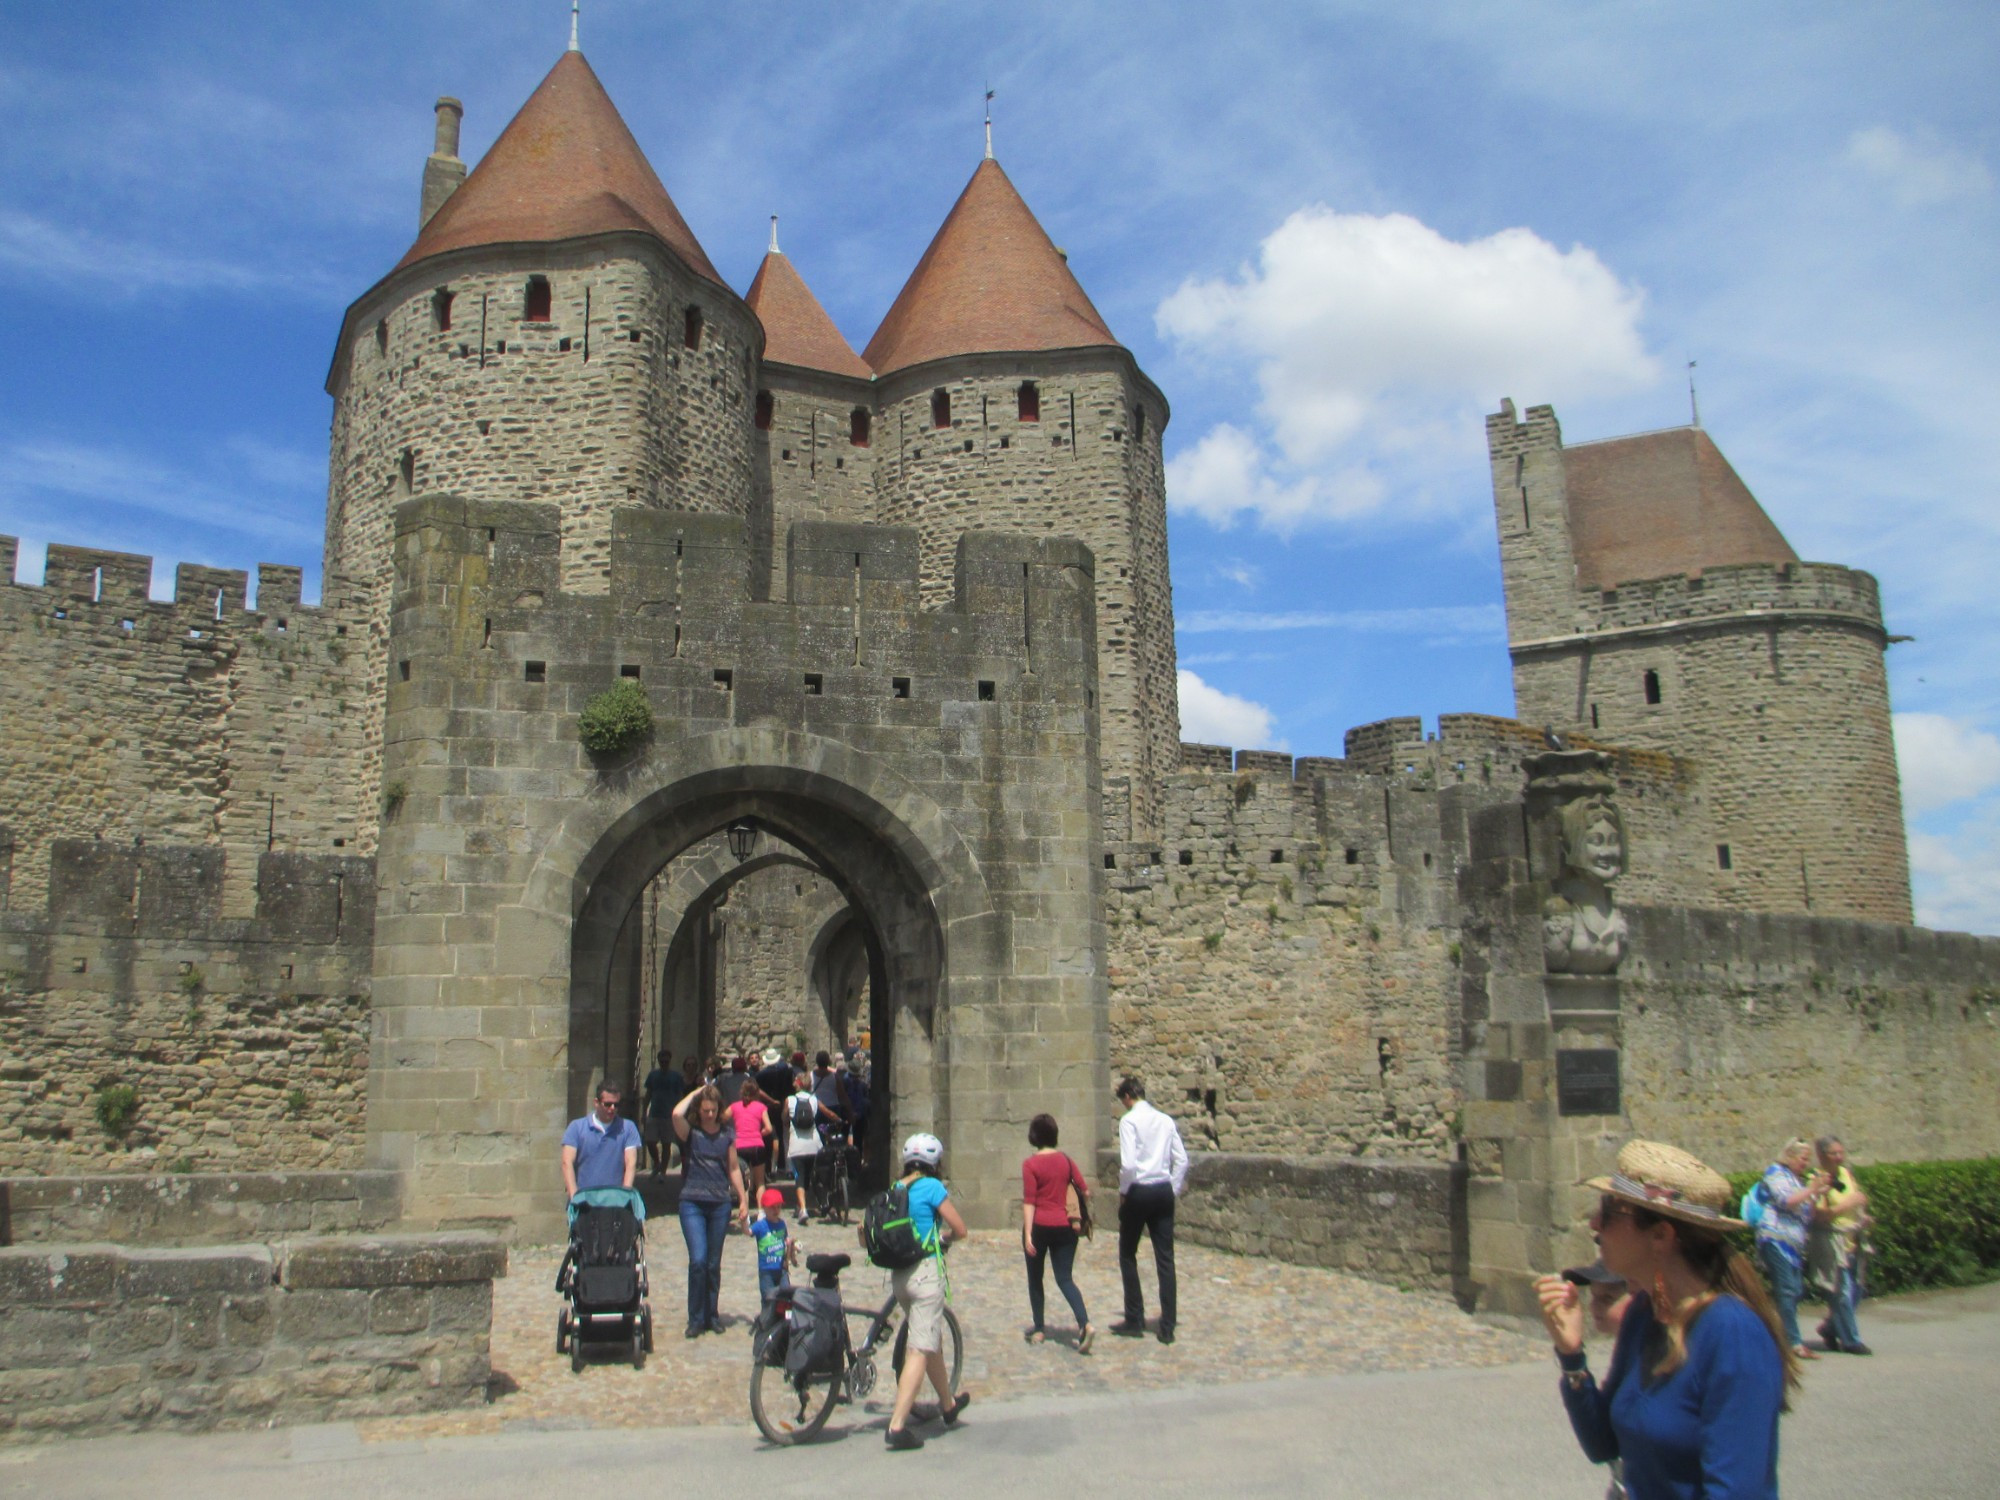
xmin=1536 ymin=1140 xmax=1800 ymax=1499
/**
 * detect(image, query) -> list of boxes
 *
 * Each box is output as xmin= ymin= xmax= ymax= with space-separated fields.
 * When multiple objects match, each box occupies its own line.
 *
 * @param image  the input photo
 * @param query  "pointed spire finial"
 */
xmin=1688 ymin=359 xmax=1701 ymax=427
xmin=569 ymin=0 xmax=580 ymax=52
xmin=769 ymin=215 xmax=780 ymax=255
xmin=984 ymin=86 xmax=995 ymax=160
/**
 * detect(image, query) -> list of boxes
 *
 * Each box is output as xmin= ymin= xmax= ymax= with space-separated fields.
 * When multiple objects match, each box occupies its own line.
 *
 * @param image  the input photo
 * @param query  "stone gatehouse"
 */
xmin=3 ymin=38 xmax=1995 ymax=1309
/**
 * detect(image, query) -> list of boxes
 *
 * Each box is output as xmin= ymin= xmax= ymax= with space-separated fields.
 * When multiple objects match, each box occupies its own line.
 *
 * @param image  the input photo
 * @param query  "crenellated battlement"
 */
xmin=1 ymin=838 xmax=375 ymax=946
xmin=1551 ymin=557 xmax=1885 ymax=641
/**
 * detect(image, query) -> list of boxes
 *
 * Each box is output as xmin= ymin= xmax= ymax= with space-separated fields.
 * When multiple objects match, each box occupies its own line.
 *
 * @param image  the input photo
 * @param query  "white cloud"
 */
xmin=1156 ymin=207 xmax=1658 ymax=532
xmin=1177 ymin=669 xmax=1283 ymax=750
xmin=0 ymin=211 xmax=343 ymax=299
xmin=1910 ymin=825 xmax=2000 ymax=936
xmin=1895 ymin=712 xmax=2000 ymax=814
xmin=1847 ymin=127 xmax=1993 ymax=207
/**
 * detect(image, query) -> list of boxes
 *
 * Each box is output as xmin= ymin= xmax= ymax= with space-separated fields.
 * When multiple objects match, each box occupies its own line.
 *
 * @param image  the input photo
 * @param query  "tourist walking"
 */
xmin=560 ymin=1080 xmax=640 ymax=1196
xmin=884 ymin=1132 xmax=972 ymax=1451
xmin=1110 ymin=1076 xmax=1187 ymax=1345
xmin=1560 ymin=1258 xmax=1633 ymax=1500
xmin=1756 ymin=1137 xmax=1831 ymax=1360
xmin=671 ymin=1083 xmax=748 ymax=1338
xmin=1535 ymin=1139 xmax=1796 ymax=1499
xmin=755 ymin=1048 xmax=795 ymax=1168
xmin=1021 ymin=1113 xmax=1096 ymax=1351
xmin=729 ymin=1081 xmax=775 ymax=1203
xmin=784 ymin=1070 xmax=824 ymax=1222
xmin=1809 ymin=1134 xmax=1873 ymax=1355
xmin=641 ymin=1050 xmax=683 ymax=1176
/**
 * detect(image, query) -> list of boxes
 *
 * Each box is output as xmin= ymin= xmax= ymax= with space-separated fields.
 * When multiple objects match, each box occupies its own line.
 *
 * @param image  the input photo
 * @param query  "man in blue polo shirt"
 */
xmin=561 ymin=1080 xmax=641 ymax=1196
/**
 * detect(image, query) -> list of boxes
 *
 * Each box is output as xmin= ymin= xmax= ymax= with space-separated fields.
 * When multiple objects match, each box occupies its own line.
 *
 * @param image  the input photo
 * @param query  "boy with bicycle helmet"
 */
xmin=884 ymin=1132 xmax=971 ymax=1451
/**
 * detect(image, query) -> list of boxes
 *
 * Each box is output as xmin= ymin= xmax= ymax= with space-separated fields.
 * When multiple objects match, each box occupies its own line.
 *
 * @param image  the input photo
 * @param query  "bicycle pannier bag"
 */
xmin=861 ymin=1183 xmax=927 ymax=1270
xmin=783 ymin=1286 xmax=844 ymax=1376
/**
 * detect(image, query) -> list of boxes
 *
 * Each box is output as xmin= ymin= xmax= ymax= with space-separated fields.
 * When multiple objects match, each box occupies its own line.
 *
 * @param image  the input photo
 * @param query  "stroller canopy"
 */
xmin=568 ymin=1185 xmax=647 ymax=1224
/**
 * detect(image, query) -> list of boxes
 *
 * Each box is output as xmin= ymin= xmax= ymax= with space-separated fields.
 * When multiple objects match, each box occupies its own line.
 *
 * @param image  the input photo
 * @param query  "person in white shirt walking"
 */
xmin=1109 ymin=1076 xmax=1189 ymax=1345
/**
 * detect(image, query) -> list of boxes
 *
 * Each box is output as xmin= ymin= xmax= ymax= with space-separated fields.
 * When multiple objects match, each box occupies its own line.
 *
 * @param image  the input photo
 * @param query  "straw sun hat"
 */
xmin=1582 ymin=1139 xmax=1746 ymax=1233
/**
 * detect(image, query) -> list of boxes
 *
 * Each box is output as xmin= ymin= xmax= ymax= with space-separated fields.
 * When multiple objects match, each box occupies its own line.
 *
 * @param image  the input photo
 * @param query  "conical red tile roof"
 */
xmin=745 ymin=250 xmax=872 ymax=379
xmin=395 ymin=51 xmax=722 ymax=286
xmin=863 ymin=159 xmax=1119 ymax=376
xmin=1563 ymin=426 xmax=1797 ymax=590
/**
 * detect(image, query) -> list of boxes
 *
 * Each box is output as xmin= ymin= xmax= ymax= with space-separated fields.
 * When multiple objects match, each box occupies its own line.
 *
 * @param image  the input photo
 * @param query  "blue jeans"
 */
xmin=758 ymin=1264 xmax=787 ymax=1304
xmin=1825 ymin=1258 xmax=1863 ymax=1349
xmin=679 ymin=1197 xmax=731 ymax=1331
xmin=1758 ymin=1239 xmax=1804 ymax=1348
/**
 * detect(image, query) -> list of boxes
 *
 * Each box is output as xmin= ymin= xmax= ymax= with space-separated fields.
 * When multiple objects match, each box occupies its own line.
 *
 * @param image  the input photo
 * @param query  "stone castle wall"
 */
xmin=0 ymin=538 xmax=372 ymax=912
xmin=874 ymin=356 xmax=1177 ymax=839
xmin=756 ymin=370 xmax=880 ymax=601
xmin=0 ymin=844 xmax=373 ymax=1177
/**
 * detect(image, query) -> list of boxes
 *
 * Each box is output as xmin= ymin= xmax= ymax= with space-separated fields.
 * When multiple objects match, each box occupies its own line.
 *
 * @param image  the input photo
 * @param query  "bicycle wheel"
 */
xmin=890 ymin=1303 xmax=963 ymax=1396
xmin=749 ymin=1359 xmax=840 ymax=1444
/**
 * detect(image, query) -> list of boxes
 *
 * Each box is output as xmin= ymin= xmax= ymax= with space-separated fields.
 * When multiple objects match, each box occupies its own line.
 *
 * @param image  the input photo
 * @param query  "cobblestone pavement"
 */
xmin=360 ymin=1212 xmax=1541 ymax=1442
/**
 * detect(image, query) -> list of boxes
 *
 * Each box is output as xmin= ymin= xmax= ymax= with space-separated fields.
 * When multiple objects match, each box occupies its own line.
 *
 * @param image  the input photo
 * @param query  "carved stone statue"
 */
xmin=1522 ymin=749 xmax=1628 ymax=975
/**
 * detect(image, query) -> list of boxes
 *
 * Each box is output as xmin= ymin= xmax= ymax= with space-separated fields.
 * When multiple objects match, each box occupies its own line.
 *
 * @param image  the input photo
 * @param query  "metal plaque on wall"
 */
xmin=1556 ymin=1048 xmax=1621 ymax=1117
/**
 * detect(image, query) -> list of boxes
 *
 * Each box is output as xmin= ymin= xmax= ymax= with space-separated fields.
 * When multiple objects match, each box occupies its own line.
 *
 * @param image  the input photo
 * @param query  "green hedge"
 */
xmin=1724 ymin=1158 xmax=2000 ymax=1294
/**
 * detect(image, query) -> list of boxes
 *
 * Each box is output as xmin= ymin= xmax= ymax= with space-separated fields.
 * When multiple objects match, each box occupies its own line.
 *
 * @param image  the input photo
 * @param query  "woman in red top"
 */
xmin=1021 ymin=1113 xmax=1095 ymax=1352
xmin=728 ymin=1084 xmax=775 ymax=1204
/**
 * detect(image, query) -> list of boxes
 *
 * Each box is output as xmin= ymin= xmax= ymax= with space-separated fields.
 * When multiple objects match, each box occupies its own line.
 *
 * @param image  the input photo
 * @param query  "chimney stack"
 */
xmin=420 ymin=96 xmax=466 ymax=231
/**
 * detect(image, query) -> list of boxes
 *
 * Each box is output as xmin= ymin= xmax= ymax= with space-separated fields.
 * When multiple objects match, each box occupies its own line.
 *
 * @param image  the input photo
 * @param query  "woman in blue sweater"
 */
xmin=1536 ymin=1140 xmax=1800 ymax=1500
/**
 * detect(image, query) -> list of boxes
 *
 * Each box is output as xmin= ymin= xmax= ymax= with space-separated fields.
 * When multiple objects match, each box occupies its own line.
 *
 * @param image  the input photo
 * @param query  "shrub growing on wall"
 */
xmin=577 ymin=679 xmax=653 ymax=755
xmin=95 ymin=1084 xmax=140 ymax=1139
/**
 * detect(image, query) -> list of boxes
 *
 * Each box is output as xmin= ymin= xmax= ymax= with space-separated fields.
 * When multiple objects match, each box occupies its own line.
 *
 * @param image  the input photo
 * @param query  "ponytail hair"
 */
xmin=1633 ymin=1209 xmax=1801 ymax=1406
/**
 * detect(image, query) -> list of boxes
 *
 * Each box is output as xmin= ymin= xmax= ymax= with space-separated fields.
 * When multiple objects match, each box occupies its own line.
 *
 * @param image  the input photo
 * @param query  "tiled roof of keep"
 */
xmin=863 ymin=158 xmax=1119 ymax=376
xmin=744 ymin=251 xmax=872 ymax=380
xmin=394 ymin=51 xmax=722 ymax=286
xmin=1564 ymin=426 xmax=1798 ymax=590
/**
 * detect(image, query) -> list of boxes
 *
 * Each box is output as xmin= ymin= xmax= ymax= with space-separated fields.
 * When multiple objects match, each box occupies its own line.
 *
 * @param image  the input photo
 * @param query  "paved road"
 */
xmin=6 ymin=1281 xmax=1994 ymax=1498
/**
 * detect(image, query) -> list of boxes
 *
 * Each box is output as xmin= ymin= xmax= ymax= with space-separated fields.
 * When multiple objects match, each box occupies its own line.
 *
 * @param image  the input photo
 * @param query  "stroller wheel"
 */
xmin=641 ymin=1309 xmax=655 ymax=1353
xmin=631 ymin=1327 xmax=646 ymax=1370
xmin=571 ymin=1329 xmax=587 ymax=1374
xmin=557 ymin=1308 xmax=571 ymax=1354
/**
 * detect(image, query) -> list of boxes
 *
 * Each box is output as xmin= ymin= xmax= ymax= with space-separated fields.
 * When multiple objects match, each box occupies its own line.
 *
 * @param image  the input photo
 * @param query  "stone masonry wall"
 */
xmin=756 ymin=372 xmax=879 ymax=600
xmin=0 ymin=844 xmax=373 ymax=1176
xmin=0 ymin=1231 xmax=502 ymax=1439
xmin=0 ymin=1170 xmax=400 ymax=1248
xmin=1619 ymin=907 xmax=2000 ymax=1171
xmin=1105 ymin=747 xmax=1501 ymax=1162
xmin=874 ymin=358 xmax=1176 ymax=841
xmin=0 ymin=537 xmax=372 ymax=911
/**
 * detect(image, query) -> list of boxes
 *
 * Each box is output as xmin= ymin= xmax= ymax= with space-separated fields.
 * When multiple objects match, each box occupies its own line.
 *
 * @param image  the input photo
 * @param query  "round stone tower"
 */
xmin=863 ymin=157 xmax=1178 ymax=841
xmin=322 ymin=47 xmax=764 ymax=841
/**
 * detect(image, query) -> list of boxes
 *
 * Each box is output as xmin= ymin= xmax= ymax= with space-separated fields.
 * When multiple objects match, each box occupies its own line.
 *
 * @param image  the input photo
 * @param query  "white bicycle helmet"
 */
xmin=902 ymin=1132 xmax=944 ymax=1168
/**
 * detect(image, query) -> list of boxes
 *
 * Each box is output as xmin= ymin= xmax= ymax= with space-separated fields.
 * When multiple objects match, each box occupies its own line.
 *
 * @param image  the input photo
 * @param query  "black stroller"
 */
xmin=555 ymin=1186 xmax=654 ymax=1371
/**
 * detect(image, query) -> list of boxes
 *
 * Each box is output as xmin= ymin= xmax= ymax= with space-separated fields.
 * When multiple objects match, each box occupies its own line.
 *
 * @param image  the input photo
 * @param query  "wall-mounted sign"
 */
xmin=1556 ymin=1048 xmax=1621 ymax=1117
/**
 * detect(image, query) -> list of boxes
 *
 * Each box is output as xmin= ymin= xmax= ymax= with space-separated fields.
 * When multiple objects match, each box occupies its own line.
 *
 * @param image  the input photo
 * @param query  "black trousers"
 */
xmin=1118 ymin=1181 xmax=1177 ymax=1334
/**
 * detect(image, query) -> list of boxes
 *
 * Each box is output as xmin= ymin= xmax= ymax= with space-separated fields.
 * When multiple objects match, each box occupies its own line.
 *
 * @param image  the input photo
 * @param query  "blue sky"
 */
xmin=2 ymin=2 xmax=1995 ymax=931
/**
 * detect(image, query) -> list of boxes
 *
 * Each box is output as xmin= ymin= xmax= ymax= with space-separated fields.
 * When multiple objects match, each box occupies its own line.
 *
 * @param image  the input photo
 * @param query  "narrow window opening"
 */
xmin=1423 ymin=851 xmax=1433 ymax=869
xmin=275 ymin=618 xmax=288 ymax=633
xmin=398 ymin=660 xmax=411 ymax=682
xmin=1018 ymin=381 xmax=1040 ymax=421
xmin=892 ymin=676 xmax=910 ymax=699
xmin=1590 ymin=702 xmax=1600 ymax=729
xmin=931 ymin=388 xmax=951 ymax=429
xmin=1717 ymin=844 xmax=1733 ymax=870
xmin=803 ymin=673 xmax=823 ymax=695
xmin=433 ymin=288 xmax=454 ymax=330
xmin=999 ymin=435 xmax=1010 ymax=450
xmin=374 ymin=320 xmax=387 ymax=356
xmin=494 ymin=339 xmax=507 ymax=355
xmin=962 ymin=439 xmax=973 ymax=453
xmin=1344 ymin=847 xmax=1360 ymax=865
xmin=476 ymin=418 xmax=490 ymax=435
xmin=619 ymin=664 xmax=641 ymax=679
xmin=713 ymin=668 xmax=733 ymax=691
xmin=120 ymin=618 xmax=135 ymax=634
xmin=213 ymin=589 xmax=224 ymax=621
xmin=399 ymin=447 xmax=416 ymax=496
xmin=755 ymin=390 xmax=774 ymax=429
xmin=683 ymin=306 xmax=703 ymax=349
xmin=629 ymin=328 xmax=642 ymax=343
xmin=1104 ymin=853 xmax=1117 ymax=870
xmin=52 ymin=607 xmax=68 ymax=621
xmin=558 ymin=336 xmax=572 ymax=353
xmin=977 ymin=680 xmax=996 ymax=702
xmin=1377 ymin=1038 xmax=1394 ymax=1078
xmin=781 ymin=449 xmax=792 ymax=462
xmin=1643 ymin=669 xmax=1662 ymax=705
xmin=91 ymin=566 xmax=102 ymax=602
xmin=524 ymin=660 xmax=546 ymax=683
xmin=481 ymin=618 xmax=491 ymax=648
xmin=1134 ymin=407 xmax=1146 ymax=440
xmin=1179 ymin=850 xmax=1193 ymax=866
xmin=1085 ymin=689 xmax=1094 ymax=708
xmin=524 ymin=275 xmax=552 ymax=322
xmin=850 ymin=408 xmax=870 ymax=446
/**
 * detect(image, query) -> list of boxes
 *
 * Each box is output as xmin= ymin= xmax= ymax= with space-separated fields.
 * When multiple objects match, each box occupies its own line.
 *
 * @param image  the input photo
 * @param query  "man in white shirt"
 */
xmin=1110 ymin=1075 xmax=1188 ymax=1345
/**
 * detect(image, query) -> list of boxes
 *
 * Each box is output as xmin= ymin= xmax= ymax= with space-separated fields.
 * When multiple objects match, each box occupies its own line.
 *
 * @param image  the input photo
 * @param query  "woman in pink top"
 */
xmin=729 ymin=1085 xmax=775 ymax=1203
xmin=1021 ymin=1113 xmax=1095 ymax=1352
